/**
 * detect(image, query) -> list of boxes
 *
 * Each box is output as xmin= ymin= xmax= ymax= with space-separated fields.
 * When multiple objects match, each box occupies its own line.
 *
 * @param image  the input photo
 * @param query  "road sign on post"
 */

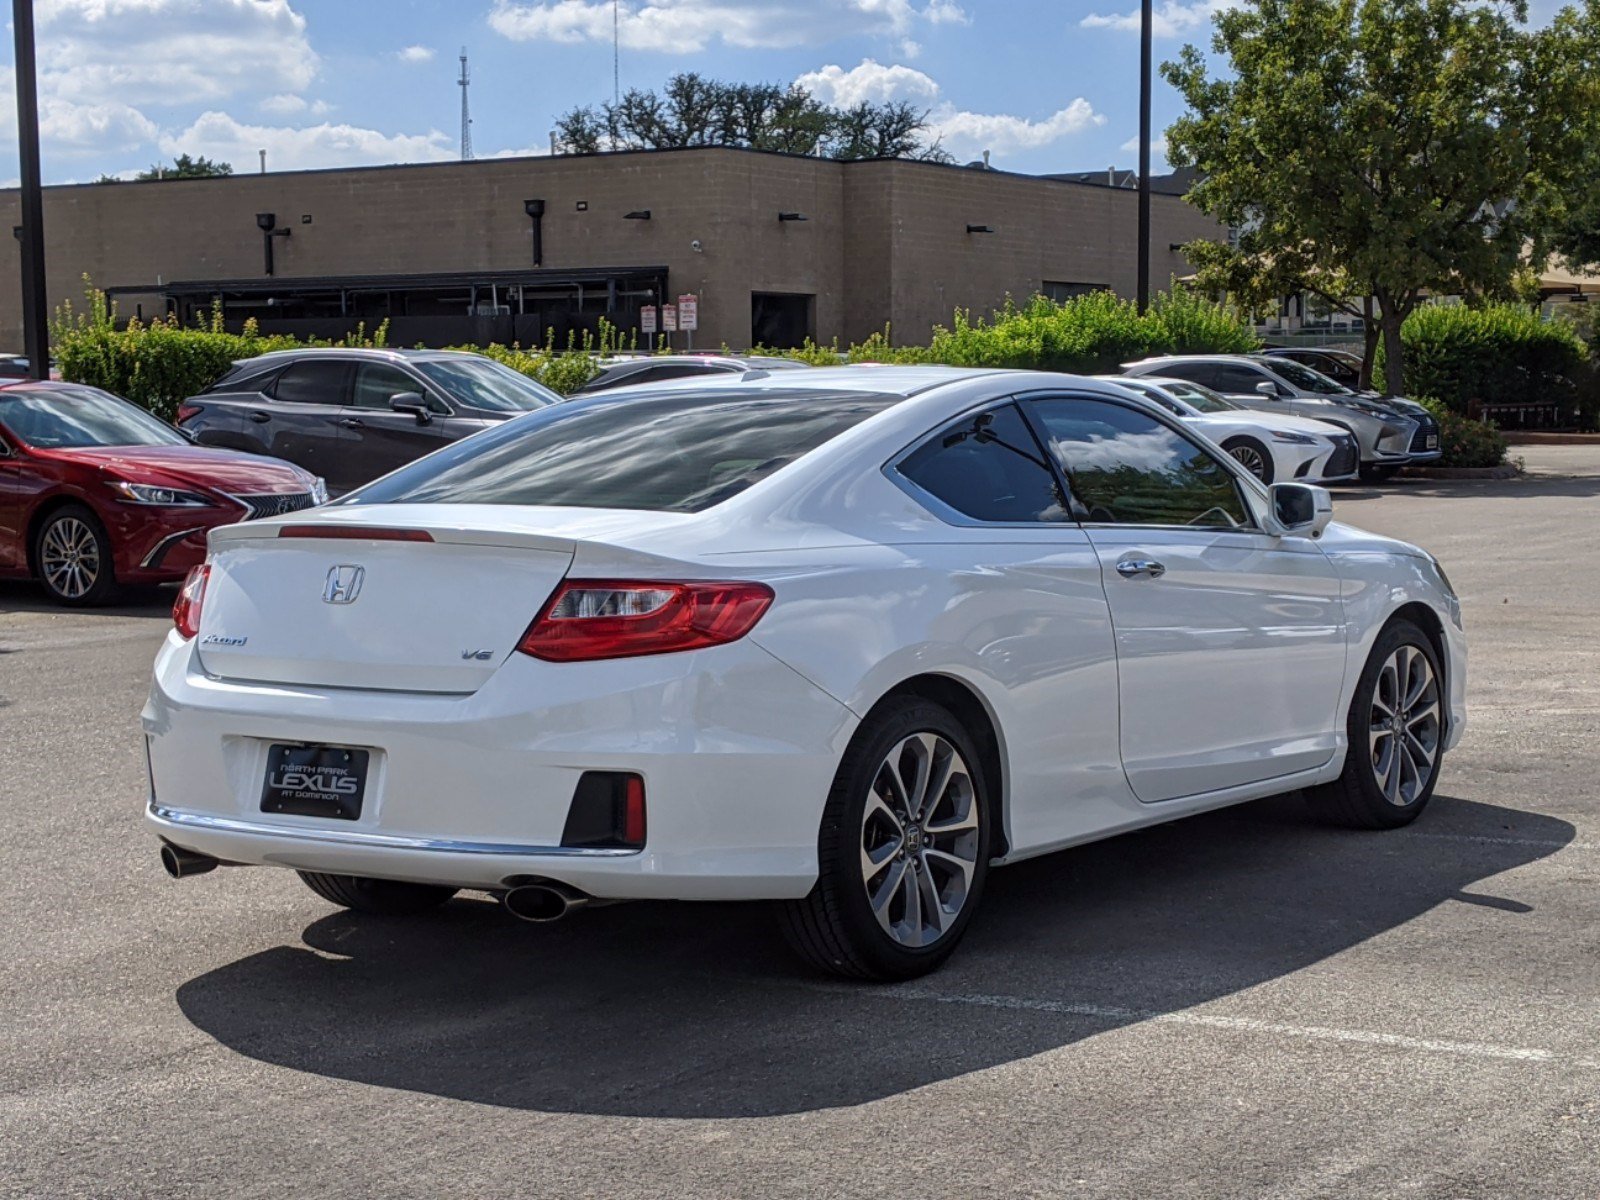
xmin=640 ymin=305 xmax=657 ymax=334
xmin=678 ymin=294 xmax=698 ymax=331
xmin=662 ymin=304 xmax=678 ymax=332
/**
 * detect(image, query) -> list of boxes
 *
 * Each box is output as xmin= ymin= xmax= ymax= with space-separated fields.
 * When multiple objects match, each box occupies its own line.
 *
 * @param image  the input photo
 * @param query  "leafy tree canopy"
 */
xmin=1163 ymin=0 xmax=1597 ymax=392
xmin=556 ymin=73 xmax=950 ymax=163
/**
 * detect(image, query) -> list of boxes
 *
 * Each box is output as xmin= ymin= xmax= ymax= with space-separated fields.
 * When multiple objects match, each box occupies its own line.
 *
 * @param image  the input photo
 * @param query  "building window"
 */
xmin=1042 ymin=281 xmax=1108 ymax=302
xmin=751 ymin=293 xmax=815 ymax=349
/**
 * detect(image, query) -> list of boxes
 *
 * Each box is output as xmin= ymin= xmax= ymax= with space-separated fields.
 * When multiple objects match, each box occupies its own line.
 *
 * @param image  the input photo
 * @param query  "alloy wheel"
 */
xmin=40 ymin=516 xmax=102 ymax=601
xmin=859 ymin=732 xmax=981 ymax=948
xmin=1369 ymin=644 xmax=1440 ymax=806
xmin=1228 ymin=444 xmax=1269 ymax=480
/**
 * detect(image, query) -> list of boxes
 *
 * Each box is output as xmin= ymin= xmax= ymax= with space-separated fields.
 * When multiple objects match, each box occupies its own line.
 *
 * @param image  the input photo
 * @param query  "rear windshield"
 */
xmin=346 ymin=388 xmax=904 ymax=512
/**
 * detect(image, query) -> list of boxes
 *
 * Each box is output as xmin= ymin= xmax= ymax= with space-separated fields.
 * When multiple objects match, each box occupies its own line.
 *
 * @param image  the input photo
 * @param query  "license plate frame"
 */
xmin=1426 ymin=434 xmax=1439 ymax=450
xmin=261 ymin=743 xmax=368 ymax=820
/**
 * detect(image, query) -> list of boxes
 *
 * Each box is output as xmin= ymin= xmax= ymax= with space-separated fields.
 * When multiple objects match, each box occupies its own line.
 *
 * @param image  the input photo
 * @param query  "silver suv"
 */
xmin=1123 ymin=354 xmax=1440 ymax=479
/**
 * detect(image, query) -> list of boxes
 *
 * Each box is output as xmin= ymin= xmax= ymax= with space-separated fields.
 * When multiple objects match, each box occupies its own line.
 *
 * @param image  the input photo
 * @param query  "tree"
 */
xmin=1163 ymin=0 xmax=1588 ymax=394
xmin=136 ymin=154 xmax=234 ymax=181
xmin=555 ymin=73 xmax=946 ymax=163
xmin=1536 ymin=0 xmax=1600 ymax=274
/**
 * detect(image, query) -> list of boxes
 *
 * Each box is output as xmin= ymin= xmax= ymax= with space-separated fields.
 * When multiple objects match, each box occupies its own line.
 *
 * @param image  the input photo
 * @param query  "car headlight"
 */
xmin=108 ymin=481 xmax=214 ymax=506
xmin=1270 ymin=430 xmax=1319 ymax=445
xmin=310 ymin=477 xmax=329 ymax=505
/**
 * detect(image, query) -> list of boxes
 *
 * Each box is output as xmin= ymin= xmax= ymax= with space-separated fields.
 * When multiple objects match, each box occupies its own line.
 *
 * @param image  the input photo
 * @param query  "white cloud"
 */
xmin=1120 ymin=133 xmax=1169 ymax=158
xmin=488 ymin=0 xmax=967 ymax=53
xmin=796 ymin=59 xmax=940 ymax=107
xmin=397 ymin=44 xmax=436 ymax=63
xmin=36 ymin=0 xmax=318 ymax=104
xmin=1080 ymin=0 xmax=1232 ymax=37
xmin=160 ymin=111 xmax=456 ymax=172
xmin=929 ymin=98 xmax=1105 ymax=158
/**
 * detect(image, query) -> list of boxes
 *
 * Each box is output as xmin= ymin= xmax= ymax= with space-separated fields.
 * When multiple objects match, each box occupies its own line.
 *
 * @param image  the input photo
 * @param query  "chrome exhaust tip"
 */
xmin=502 ymin=882 xmax=590 ymax=923
xmin=160 ymin=842 xmax=219 ymax=879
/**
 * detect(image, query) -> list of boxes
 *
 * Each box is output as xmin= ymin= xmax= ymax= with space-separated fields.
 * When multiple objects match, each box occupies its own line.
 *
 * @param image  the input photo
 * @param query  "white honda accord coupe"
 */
xmin=145 ymin=366 xmax=1466 ymax=980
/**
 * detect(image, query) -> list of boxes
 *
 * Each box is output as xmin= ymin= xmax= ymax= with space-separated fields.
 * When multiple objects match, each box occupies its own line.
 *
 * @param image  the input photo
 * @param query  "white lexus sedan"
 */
xmin=145 ymin=366 xmax=1466 ymax=980
xmin=1094 ymin=374 xmax=1360 ymax=484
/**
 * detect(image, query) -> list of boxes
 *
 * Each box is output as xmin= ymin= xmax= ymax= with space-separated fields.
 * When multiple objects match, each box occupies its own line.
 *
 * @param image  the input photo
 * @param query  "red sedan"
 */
xmin=0 ymin=381 xmax=324 ymax=605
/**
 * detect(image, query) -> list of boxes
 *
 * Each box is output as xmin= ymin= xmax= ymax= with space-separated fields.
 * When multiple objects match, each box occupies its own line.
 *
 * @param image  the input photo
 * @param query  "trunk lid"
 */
xmin=197 ymin=514 xmax=576 ymax=693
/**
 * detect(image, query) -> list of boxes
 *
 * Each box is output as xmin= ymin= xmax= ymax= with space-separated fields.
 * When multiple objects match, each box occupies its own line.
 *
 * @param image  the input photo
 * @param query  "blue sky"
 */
xmin=0 ymin=0 xmax=1574 ymax=184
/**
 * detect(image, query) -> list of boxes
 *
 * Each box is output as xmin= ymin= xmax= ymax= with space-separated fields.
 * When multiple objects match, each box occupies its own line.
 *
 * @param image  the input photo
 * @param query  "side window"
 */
xmin=1150 ymin=363 xmax=1214 ymax=388
xmin=895 ymin=403 xmax=1070 ymax=524
xmin=1212 ymin=364 xmax=1276 ymax=395
xmin=353 ymin=364 xmax=428 ymax=410
xmin=1026 ymin=397 xmax=1252 ymax=530
xmin=271 ymin=361 xmax=352 ymax=406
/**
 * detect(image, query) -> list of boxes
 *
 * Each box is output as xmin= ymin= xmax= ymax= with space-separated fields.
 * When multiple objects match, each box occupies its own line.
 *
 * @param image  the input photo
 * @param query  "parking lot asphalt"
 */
xmin=2 ymin=445 xmax=1598 ymax=1200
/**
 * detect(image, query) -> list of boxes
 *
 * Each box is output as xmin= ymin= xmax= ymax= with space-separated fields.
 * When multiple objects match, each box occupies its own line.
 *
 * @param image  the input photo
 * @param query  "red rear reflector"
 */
xmin=173 ymin=564 xmax=209 ymax=640
xmin=623 ymin=775 xmax=647 ymax=845
xmin=277 ymin=526 xmax=433 ymax=542
xmin=518 ymin=580 xmax=774 ymax=662
xmin=175 ymin=403 xmax=201 ymax=424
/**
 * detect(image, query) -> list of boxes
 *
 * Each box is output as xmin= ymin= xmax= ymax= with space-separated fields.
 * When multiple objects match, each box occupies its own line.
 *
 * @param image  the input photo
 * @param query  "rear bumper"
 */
xmin=143 ymin=632 xmax=856 ymax=900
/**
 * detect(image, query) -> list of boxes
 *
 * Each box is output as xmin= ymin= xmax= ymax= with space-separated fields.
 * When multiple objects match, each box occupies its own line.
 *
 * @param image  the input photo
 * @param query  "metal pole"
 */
xmin=13 ymin=0 xmax=50 ymax=379
xmin=1136 ymin=0 xmax=1152 ymax=314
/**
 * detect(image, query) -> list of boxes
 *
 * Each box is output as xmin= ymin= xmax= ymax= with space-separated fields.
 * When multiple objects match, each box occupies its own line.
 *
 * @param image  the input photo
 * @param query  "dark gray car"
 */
xmin=571 ymin=354 xmax=810 ymax=395
xmin=177 ymin=349 xmax=559 ymax=493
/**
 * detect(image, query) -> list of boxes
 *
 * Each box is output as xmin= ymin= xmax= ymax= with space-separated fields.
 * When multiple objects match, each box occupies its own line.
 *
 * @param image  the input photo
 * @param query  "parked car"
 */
xmin=0 ymin=381 xmax=322 ymax=605
xmin=146 ymin=366 xmax=1464 ymax=980
xmin=1093 ymin=374 xmax=1360 ymax=484
xmin=178 ymin=349 xmax=560 ymax=494
xmin=1262 ymin=347 xmax=1364 ymax=388
xmin=1122 ymin=354 xmax=1439 ymax=478
xmin=572 ymin=354 xmax=810 ymax=395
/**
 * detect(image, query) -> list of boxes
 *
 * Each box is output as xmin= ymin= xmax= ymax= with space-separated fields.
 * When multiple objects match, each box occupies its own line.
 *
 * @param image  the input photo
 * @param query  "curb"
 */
xmin=1402 ymin=464 xmax=1520 ymax=480
xmin=1501 ymin=433 xmax=1600 ymax=446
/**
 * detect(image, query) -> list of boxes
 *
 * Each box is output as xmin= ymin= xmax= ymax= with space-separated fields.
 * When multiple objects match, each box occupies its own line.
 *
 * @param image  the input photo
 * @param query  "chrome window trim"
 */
xmin=148 ymin=804 xmax=641 ymax=857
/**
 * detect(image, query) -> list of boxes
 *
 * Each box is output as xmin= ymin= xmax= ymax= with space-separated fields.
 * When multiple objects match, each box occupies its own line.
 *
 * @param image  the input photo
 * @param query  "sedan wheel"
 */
xmin=781 ymin=698 xmax=991 ymax=980
xmin=1223 ymin=437 xmax=1274 ymax=484
xmin=1308 ymin=619 xmax=1445 ymax=828
xmin=36 ymin=506 xmax=118 ymax=606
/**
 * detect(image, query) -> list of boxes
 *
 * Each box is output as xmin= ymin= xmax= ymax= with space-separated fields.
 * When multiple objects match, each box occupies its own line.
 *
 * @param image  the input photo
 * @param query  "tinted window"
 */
xmin=272 ymin=360 xmax=352 ymax=405
xmin=1027 ymin=397 xmax=1251 ymax=529
xmin=0 ymin=387 xmax=185 ymax=448
xmin=1260 ymin=358 xmax=1350 ymax=395
xmin=205 ymin=363 xmax=281 ymax=394
xmin=1158 ymin=380 xmax=1241 ymax=413
xmin=632 ymin=363 xmax=731 ymax=385
xmin=414 ymin=358 xmax=558 ymax=412
xmin=1209 ymin=364 xmax=1276 ymax=395
xmin=348 ymin=389 xmax=902 ymax=512
xmin=353 ymin=363 xmax=429 ymax=410
xmin=1148 ymin=362 xmax=1217 ymax=388
xmin=896 ymin=404 xmax=1069 ymax=523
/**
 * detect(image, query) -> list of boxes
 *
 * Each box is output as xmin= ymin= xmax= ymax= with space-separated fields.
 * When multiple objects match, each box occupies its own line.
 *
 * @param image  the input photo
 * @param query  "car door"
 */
xmin=887 ymin=401 xmax=1130 ymax=852
xmin=264 ymin=360 xmax=357 ymax=492
xmin=343 ymin=363 xmax=463 ymax=484
xmin=1022 ymin=392 xmax=1348 ymax=804
xmin=0 ymin=432 xmax=27 ymax=568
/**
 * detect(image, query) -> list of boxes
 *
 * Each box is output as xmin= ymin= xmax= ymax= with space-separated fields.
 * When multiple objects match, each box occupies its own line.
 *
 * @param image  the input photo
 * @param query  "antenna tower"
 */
xmin=458 ymin=47 xmax=473 ymax=160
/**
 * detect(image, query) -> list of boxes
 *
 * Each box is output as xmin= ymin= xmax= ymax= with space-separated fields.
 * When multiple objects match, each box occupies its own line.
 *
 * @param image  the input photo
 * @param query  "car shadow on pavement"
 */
xmin=175 ymin=793 xmax=1572 ymax=1118
xmin=0 ymin=580 xmax=175 ymax=616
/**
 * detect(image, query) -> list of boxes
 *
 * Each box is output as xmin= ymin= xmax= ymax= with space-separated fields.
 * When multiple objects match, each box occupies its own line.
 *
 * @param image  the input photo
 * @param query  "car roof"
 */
xmin=582 ymin=363 xmax=1013 ymax=401
xmin=231 ymin=347 xmax=485 ymax=367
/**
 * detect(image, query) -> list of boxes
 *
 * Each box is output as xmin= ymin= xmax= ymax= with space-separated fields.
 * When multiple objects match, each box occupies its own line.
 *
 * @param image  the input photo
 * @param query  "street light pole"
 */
xmin=1136 ymin=0 xmax=1153 ymax=314
xmin=12 ymin=0 xmax=49 ymax=379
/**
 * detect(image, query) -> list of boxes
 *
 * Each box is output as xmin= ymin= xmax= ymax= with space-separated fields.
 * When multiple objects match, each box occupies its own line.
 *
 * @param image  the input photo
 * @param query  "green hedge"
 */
xmin=1387 ymin=303 xmax=1588 ymax=420
xmin=1422 ymin=401 xmax=1510 ymax=469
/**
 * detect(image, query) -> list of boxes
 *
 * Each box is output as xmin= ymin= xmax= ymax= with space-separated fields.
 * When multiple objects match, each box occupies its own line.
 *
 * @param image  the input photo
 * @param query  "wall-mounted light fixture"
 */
xmin=966 ymin=224 xmax=995 ymax=234
xmin=1168 ymin=242 xmax=1186 ymax=252
xmin=778 ymin=211 xmax=808 ymax=222
xmin=255 ymin=213 xmax=291 ymax=276
xmin=524 ymin=199 xmax=546 ymax=267
xmin=624 ymin=210 xmax=652 ymax=220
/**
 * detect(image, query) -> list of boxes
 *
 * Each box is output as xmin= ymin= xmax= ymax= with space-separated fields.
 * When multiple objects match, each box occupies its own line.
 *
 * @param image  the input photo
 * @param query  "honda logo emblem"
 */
xmin=322 ymin=564 xmax=365 ymax=604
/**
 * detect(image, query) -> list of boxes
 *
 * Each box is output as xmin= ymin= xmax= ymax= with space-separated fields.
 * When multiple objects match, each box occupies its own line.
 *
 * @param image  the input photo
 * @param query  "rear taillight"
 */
xmin=173 ymin=564 xmax=209 ymax=640
xmin=518 ymin=580 xmax=774 ymax=662
xmin=175 ymin=403 xmax=202 ymax=425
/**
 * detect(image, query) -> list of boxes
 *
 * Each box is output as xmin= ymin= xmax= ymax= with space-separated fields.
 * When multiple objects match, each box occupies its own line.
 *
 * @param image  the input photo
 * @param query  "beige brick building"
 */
xmin=0 ymin=147 xmax=1221 ymax=353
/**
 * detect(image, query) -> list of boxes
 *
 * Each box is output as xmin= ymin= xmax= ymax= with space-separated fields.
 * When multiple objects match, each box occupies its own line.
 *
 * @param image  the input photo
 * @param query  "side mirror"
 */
xmin=1255 ymin=380 xmax=1283 ymax=399
xmin=389 ymin=392 xmax=432 ymax=424
xmin=1265 ymin=482 xmax=1333 ymax=539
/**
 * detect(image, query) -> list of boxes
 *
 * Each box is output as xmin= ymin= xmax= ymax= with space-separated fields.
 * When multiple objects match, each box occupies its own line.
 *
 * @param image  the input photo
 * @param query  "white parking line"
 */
xmin=829 ymin=986 xmax=1600 ymax=1072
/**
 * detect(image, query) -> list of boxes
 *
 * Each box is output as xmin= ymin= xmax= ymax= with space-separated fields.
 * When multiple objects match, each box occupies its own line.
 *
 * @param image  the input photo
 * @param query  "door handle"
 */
xmin=338 ymin=418 xmax=365 ymax=429
xmin=248 ymin=411 xmax=271 ymax=423
xmin=1116 ymin=559 xmax=1166 ymax=579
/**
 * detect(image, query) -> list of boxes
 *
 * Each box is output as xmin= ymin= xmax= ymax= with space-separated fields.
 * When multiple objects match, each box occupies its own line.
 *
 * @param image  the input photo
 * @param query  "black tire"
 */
xmin=297 ymin=871 xmax=458 ymax=915
xmin=1359 ymin=463 xmax=1402 ymax=482
xmin=1307 ymin=619 xmax=1446 ymax=829
xmin=33 ymin=504 xmax=120 ymax=606
xmin=780 ymin=698 xmax=992 ymax=981
xmin=1223 ymin=437 xmax=1275 ymax=484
